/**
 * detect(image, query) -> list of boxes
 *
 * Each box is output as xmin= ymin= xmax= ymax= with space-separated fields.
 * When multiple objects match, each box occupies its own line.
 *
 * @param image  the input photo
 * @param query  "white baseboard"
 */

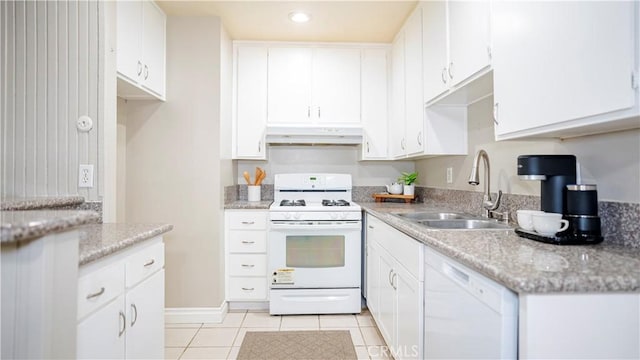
xmin=228 ymin=301 xmax=269 ymax=311
xmin=165 ymin=302 xmax=228 ymax=324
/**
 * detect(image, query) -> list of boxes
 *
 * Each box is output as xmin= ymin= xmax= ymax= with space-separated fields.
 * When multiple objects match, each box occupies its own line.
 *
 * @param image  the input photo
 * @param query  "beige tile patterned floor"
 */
xmin=165 ymin=309 xmax=392 ymax=360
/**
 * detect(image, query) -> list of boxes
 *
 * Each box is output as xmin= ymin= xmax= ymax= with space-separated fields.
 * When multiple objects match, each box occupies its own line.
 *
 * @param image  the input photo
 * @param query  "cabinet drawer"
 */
xmin=126 ymin=241 xmax=164 ymax=288
xmin=228 ymin=212 xmax=267 ymax=230
xmin=228 ymin=278 xmax=268 ymax=300
xmin=229 ymin=255 xmax=267 ymax=276
xmin=229 ymin=231 xmax=267 ymax=253
xmin=77 ymin=262 xmax=125 ymax=320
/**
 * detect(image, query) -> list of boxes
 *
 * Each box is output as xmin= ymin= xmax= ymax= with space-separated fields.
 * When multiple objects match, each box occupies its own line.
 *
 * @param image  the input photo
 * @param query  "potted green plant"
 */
xmin=398 ymin=171 xmax=418 ymax=196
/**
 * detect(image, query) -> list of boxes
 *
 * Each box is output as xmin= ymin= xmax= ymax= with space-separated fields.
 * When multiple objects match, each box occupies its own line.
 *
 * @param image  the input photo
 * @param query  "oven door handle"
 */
xmin=270 ymin=221 xmax=361 ymax=230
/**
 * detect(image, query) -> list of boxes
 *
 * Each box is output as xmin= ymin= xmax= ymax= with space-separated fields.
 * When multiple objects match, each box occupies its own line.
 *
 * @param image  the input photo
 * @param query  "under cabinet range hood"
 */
xmin=265 ymin=125 xmax=363 ymax=145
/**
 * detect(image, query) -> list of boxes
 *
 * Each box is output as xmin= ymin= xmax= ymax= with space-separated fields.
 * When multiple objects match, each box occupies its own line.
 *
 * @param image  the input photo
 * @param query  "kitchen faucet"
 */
xmin=468 ymin=149 xmax=503 ymax=218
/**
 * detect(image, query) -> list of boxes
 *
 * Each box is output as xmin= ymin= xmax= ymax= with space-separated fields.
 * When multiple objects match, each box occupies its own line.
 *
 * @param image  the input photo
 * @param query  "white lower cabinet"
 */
xmin=366 ymin=214 xmax=423 ymax=359
xmin=225 ymin=210 xmax=269 ymax=302
xmin=76 ymin=238 xmax=165 ymax=359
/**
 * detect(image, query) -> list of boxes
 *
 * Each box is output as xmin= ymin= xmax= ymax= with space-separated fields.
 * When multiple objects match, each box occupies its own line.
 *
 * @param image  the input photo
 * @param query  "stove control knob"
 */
xmin=293 ymin=213 xmax=301 ymax=220
xmin=330 ymin=213 xmax=338 ymax=220
xmin=339 ymin=212 xmax=348 ymax=220
xmin=284 ymin=212 xmax=292 ymax=220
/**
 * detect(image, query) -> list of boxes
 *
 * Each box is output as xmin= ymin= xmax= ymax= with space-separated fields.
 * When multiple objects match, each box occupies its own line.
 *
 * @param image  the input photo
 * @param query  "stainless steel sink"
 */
xmin=416 ymin=219 xmax=511 ymax=230
xmin=394 ymin=212 xmax=474 ymax=221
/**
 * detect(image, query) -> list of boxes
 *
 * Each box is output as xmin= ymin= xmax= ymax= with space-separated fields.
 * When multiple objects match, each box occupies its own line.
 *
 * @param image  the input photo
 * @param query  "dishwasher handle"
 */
xmin=443 ymin=262 xmax=470 ymax=286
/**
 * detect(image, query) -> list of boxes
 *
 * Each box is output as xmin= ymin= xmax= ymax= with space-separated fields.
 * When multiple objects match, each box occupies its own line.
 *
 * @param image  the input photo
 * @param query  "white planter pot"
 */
xmin=403 ymin=184 xmax=415 ymax=196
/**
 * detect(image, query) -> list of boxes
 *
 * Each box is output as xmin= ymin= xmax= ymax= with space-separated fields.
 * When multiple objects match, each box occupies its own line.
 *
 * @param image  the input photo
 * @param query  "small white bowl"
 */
xmin=516 ymin=210 xmax=544 ymax=231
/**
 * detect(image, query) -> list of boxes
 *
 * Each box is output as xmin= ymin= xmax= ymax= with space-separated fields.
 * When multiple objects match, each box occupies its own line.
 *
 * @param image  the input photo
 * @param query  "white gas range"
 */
xmin=268 ymin=173 xmax=362 ymax=315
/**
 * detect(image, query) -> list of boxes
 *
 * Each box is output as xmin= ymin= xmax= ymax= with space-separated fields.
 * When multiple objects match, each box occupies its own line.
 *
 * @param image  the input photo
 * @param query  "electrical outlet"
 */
xmin=446 ymin=167 xmax=453 ymax=184
xmin=79 ymin=165 xmax=94 ymax=188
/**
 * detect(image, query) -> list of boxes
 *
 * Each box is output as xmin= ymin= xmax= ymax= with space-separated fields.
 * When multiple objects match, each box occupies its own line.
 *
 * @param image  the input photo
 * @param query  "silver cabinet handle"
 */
xmin=130 ymin=303 xmax=138 ymax=327
xmin=241 ymin=264 xmax=255 ymax=268
xmin=448 ymin=62 xmax=454 ymax=80
xmin=241 ymin=221 xmax=255 ymax=225
xmin=144 ymin=64 xmax=149 ymax=80
xmin=366 ymin=141 xmax=370 ymax=153
xmin=391 ymin=273 xmax=398 ymax=290
xmin=241 ymin=240 xmax=255 ymax=244
xmin=401 ymin=138 xmax=405 ymax=150
xmin=317 ymin=107 xmax=321 ymax=118
xmin=241 ymin=287 xmax=254 ymax=291
xmin=258 ymin=141 xmax=261 ymax=152
xmin=368 ymin=225 xmax=374 ymax=229
xmin=144 ymin=259 xmax=155 ymax=267
xmin=118 ymin=311 xmax=126 ymax=337
xmin=441 ymin=67 xmax=447 ymax=84
xmin=487 ymin=46 xmax=492 ymax=60
xmin=137 ymin=60 xmax=143 ymax=76
xmin=417 ymin=131 xmax=422 ymax=146
xmin=307 ymin=106 xmax=310 ymax=118
xmin=493 ymin=103 xmax=499 ymax=125
xmin=388 ymin=269 xmax=394 ymax=286
xmin=86 ymin=287 xmax=105 ymax=299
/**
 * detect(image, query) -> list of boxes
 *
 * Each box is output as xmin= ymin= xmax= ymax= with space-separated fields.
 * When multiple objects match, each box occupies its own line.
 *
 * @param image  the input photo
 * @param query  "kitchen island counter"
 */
xmin=360 ymin=202 xmax=640 ymax=294
xmin=1 ymin=209 xmax=100 ymax=244
xmin=77 ymin=223 xmax=173 ymax=266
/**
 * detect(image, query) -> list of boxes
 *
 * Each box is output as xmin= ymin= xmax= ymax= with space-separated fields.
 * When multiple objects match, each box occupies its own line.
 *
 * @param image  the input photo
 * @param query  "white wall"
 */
xmin=237 ymin=146 xmax=415 ymax=186
xmin=1 ymin=0 xmax=102 ymax=200
xmin=123 ymin=16 xmax=230 ymax=308
xmin=416 ymin=96 xmax=640 ymax=203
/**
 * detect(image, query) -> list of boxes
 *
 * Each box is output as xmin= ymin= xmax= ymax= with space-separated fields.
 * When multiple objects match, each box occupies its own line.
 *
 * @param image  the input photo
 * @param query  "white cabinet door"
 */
xmin=447 ymin=0 xmax=491 ymax=87
xmin=422 ymin=0 xmax=449 ymax=103
xmin=116 ymin=1 xmax=143 ymax=83
xmin=235 ymin=46 xmax=267 ymax=159
xmin=125 ymin=270 xmax=164 ymax=360
xmin=141 ymin=0 xmax=166 ymax=97
xmin=404 ymin=7 xmax=424 ymax=156
xmin=377 ymin=246 xmax=396 ymax=348
xmin=493 ymin=1 xmax=636 ymax=138
xmin=389 ymin=35 xmax=406 ymax=158
xmin=395 ymin=264 xmax=422 ymax=360
xmin=361 ymin=48 xmax=389 ymax=159
xmin=77 ymin=295 xmax=126 ymax=360
xmin=312 ymin=48 xmax=361 ymax=123
xmin=267 ymin=47 xmax=313 ymax=123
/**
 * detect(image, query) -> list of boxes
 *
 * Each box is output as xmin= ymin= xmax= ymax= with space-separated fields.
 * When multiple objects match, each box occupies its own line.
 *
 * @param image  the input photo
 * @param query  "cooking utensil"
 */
xmin=243 ymin=171 xmax=251 ymax=185
xmin=256 ymin=169 xmax=266 ymax=185
xmin=255 ymin=167 xmax=263 ymax=185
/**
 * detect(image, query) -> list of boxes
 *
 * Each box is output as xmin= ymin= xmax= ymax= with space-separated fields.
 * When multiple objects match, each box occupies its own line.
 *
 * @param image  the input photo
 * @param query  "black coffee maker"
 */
xmin=516 ymin=155 xmax=603 ymax=245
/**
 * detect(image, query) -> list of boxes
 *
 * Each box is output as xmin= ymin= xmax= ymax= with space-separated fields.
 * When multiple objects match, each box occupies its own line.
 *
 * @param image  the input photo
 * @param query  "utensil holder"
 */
xmin=247 ymin=185 xmax=261 ymax=202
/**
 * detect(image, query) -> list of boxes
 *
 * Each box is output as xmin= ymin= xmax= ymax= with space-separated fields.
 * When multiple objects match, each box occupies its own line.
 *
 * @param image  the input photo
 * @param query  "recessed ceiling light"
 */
xmin=289 ymin=11 xmax=311 ymax=23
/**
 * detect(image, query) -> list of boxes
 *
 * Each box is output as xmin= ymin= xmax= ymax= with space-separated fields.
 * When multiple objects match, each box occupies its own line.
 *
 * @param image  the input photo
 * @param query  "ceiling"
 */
xmin=156 ymin=1 xmax=418 ymax=43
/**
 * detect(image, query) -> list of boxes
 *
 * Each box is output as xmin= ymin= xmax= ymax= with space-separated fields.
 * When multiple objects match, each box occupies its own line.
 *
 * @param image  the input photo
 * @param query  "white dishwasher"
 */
xmin=424 ymin=247 xmax=518 ymax=359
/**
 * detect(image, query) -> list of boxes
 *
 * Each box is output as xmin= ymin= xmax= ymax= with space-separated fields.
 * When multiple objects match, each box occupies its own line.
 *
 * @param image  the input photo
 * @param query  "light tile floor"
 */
xmin=165 ymin=309 xmax=392 ymax=360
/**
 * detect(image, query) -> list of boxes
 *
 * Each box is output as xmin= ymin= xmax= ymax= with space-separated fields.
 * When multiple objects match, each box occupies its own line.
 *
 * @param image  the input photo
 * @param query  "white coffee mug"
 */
xmin=516 ymin=210 xmax=545 ymax=231
xmin=532 ymin=212 xmax=570 ymax=236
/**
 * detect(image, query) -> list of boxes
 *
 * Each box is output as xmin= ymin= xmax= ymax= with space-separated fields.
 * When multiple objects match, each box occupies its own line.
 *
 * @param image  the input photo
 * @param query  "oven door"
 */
xmin=269 ymin=220 xmax=361 ymax=289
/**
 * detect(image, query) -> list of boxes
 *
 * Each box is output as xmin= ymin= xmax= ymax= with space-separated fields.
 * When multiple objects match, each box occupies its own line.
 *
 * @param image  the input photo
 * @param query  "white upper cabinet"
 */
xmin=234 ymin=46 xmax=268 ymax=159
xmin=422 ymin=0 xmax=491 ymax=104
xmin=267 ymin=47 xmax=361 ymax=124
xmin=361 ymin=48 xmax=390 ymax=160
xmin=389 ymin=6 xmax=426 ymax=159
xmin=117 ymin=0 xmax=166 ymax=100
xmin=492 ymin=1 xmax=639 ymax=140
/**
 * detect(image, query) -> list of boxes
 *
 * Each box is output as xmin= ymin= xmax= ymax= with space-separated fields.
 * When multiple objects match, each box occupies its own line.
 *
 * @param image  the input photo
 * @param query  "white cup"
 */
xmin=532 ymin=212 xmax=570 ymax=236
xmin=516 ymin=210 xmax=545 ymax=231
xmin=247 ymin=185 xmax=261 ymax=202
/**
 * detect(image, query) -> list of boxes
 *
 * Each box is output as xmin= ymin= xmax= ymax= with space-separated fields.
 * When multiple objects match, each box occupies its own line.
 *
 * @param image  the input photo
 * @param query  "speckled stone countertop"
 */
xmin=360 ymin=202 xmax=640 ymax=294
xmin=1 ymin=196 xmax=85 ymax=210
xmin=77 ymin=223 xmax=173 ymax=266
xmin=1 ymin=210 xmax=101 ymax=243
xmin=224 ymin=201 xmax=272 ymax=210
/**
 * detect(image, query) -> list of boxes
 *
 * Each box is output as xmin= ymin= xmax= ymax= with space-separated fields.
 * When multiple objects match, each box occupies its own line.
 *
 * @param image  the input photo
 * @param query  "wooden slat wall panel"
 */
xmin=1 ymin=0 xmax=101 ymax=200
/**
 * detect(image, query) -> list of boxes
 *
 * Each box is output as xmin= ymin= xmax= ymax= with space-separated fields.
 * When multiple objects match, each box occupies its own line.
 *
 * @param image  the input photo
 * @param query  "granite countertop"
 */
xmin=360 ymin=202 xmax=640 ymax=294
xmin=224 ymin=200 xmax=273 ymax=210
xmin=1 ymin=210 xmax=101 ymax=244
xmin=1 ymin=196 xmax=85 ymax=210
xmin=77 ymin=223 xmax=173 ymax=266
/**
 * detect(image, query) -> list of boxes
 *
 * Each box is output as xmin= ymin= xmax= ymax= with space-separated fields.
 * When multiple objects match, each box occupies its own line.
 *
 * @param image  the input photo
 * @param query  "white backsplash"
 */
xmin=235 ymin=145 xmax=415 ymax=186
